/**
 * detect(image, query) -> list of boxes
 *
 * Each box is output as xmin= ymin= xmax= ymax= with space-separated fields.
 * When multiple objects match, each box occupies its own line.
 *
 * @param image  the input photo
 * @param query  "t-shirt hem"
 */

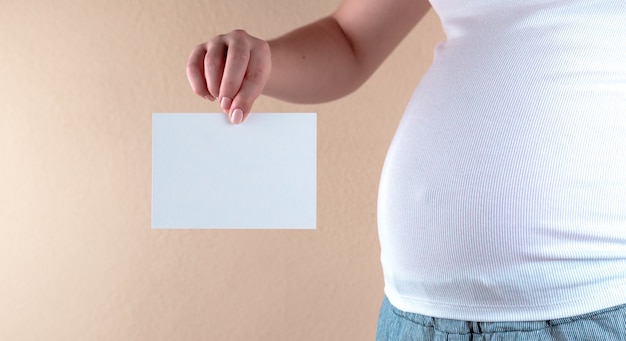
xmin=384 ymin=284 xmax=626 ymax=322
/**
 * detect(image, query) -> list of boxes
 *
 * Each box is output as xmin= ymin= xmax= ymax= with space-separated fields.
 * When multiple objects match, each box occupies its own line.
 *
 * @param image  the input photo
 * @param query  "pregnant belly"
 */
xmin=376 ymin=43 xmax=626 ymax=302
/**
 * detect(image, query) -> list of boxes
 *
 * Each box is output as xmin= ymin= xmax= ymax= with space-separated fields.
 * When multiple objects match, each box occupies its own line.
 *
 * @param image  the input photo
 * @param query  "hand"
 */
xmin=187 ymin=30 xmax=271 ymax=124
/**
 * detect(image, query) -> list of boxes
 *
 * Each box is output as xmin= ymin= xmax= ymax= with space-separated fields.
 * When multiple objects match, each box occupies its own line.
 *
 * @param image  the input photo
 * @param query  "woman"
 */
xmin=187 ymin=0 xmax=626 ymax=339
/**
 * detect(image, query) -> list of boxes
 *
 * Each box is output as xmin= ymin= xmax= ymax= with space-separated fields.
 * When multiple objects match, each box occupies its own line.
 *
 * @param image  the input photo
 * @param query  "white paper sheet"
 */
xmin=152 ymin=113 xmax=316 ymax=229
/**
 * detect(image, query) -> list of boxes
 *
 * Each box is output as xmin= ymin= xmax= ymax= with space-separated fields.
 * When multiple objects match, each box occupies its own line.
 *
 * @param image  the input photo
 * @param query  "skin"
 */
xmin=186 ymin=0 xmax=431 ymax=124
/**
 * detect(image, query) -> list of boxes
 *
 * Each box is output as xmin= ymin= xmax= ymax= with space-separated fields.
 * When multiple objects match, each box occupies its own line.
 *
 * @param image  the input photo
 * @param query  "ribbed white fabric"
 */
xmin=378 ymin=0 xmax=626 ymax=321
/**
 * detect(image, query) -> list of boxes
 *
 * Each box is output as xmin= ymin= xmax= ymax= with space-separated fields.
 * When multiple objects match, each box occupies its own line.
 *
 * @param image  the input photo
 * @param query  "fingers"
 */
xmin=186 ymin=30 xmax=271 ymax=124
xmin=186 ymin=44 xmax=215 ymax=101
xmin=186 ymin=38 xmax=228 ymax=102
xmin=204 ymin=39 xmax=226 ymax=100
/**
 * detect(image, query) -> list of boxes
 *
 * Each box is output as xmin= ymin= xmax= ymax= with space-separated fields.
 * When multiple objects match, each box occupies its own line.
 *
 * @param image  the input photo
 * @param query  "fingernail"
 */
xmin=231 ymin=109 xmax=243 ymax=124
xmin=220 ymin=97 xmax=232 ymax=111
xmin=204 ymin=95 xmax=215 ymax=101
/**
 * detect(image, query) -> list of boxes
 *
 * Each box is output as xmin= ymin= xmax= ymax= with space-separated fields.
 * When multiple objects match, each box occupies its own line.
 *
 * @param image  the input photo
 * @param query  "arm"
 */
xmin=187 ymin=0 xmax=431 ymax=123
xmin=265 ymin=0 xmax=432 ymax=103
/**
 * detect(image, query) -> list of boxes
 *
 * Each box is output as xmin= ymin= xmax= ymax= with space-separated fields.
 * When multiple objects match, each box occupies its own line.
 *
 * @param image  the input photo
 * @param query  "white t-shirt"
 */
xmin=378 ymin=0 xmax=626 ymax=321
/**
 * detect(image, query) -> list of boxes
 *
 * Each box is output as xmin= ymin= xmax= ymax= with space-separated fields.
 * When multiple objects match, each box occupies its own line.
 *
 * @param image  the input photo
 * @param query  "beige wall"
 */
xmin=0 ymin=1 xmax=444 ymax=339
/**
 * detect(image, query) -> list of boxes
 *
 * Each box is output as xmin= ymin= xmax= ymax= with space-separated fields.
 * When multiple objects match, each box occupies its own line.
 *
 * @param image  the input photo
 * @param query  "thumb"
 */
xmin=228 ymin=45 xmax=271 ymax=124
xmin=228 ymin=82 xmax=261 ymax=124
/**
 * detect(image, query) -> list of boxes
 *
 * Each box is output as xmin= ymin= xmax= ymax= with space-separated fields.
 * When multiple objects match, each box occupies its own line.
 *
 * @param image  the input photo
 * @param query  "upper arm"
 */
xmin=332 ymin=0 xmax=431 ymax=76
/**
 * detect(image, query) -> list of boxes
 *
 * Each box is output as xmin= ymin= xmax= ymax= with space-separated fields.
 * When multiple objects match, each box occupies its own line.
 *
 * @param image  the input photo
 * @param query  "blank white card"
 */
xmin=152 ymin=113 xmax=316 ymax=229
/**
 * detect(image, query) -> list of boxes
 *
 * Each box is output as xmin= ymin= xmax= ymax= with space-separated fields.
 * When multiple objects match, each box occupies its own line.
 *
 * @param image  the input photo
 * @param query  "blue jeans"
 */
xmin=377 ymin=296 xmax=626 ymax=340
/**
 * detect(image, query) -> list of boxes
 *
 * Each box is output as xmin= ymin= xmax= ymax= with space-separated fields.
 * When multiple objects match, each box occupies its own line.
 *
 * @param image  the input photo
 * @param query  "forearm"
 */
xmin=262 ymin=16 xmax=370 ymax=104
